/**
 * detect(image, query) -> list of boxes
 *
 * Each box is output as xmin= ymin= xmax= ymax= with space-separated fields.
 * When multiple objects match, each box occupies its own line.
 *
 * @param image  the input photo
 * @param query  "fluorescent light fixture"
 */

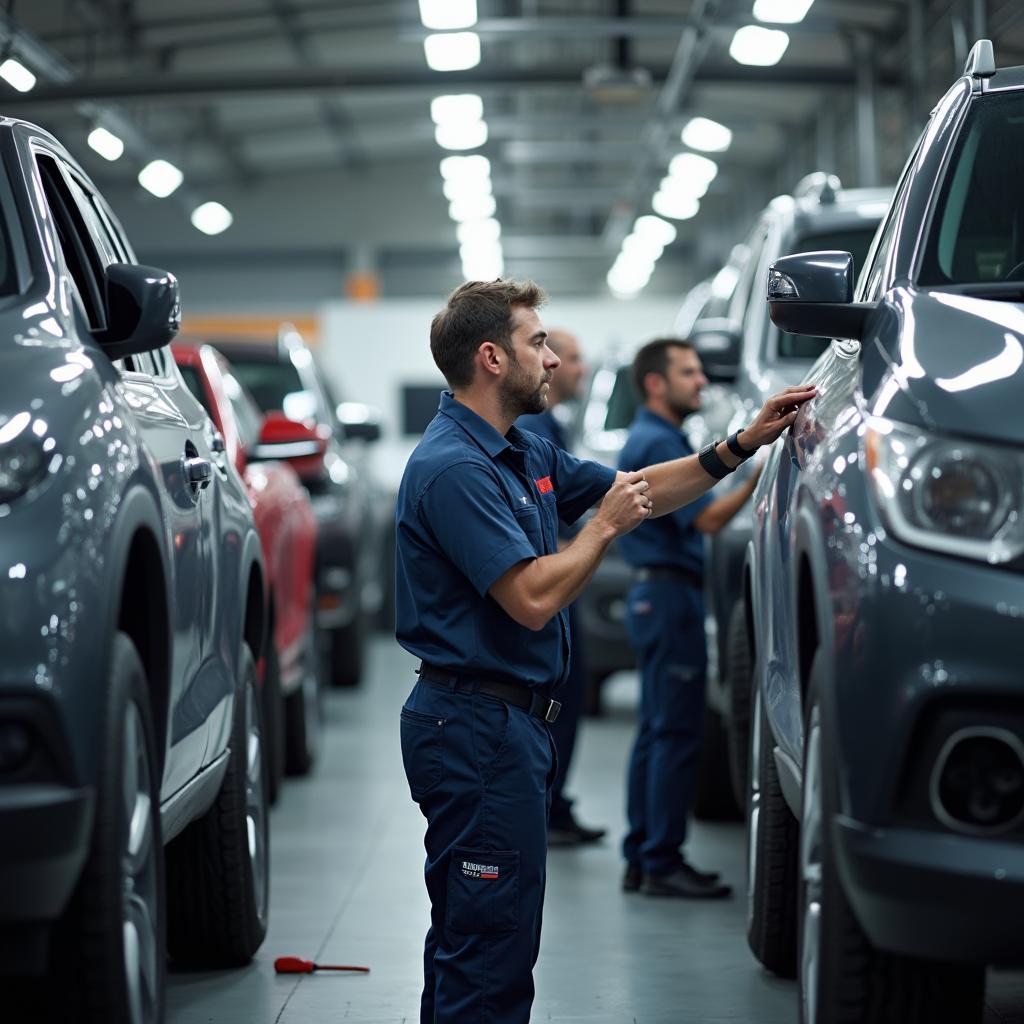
xmin=419 ymin=0 xmax=477 ymax=30
xmin=652 ymin=191 xmax=700 ymax=220
xmin=659 ymin=173 xmax=709 ymax=200
xmin=0 ymin=58 xmax=35 ymax=93
xmin=443 ymin=175 xmax=492 ymax=201
xmin=190 ymin=201 xmax=233 ymax=236
xmin=681 ymin=117 xmax=732 ymax=153
xmin=431 ymin=93 xmax=484 ymax=124
xmin=729 ymin=25 xmax=790 ymax=66
xmin=622 ymin=233 xmax=664 ymax=263
xmin=449 ymin=193 xmax=497 ymax=222
xmin=440 ymin=154 xmax=491 ymax=181
xmin=424 ymin=32 xmax=481 ymax=71
xmin=435 ymin=119 xmax=488 ymax=151
xmin=138 ymin=159 xmax=183 ymax=198
xmin=460 ymin=241 xmax=503 ymax=265
xmin=668 ymin=152 xmax=718 ymax=185
xmin=87 ymin=126 xmax=124 ymax=161
xmin=633 ymin=215 xmax=677 ymax=247
xmin=457 ymin=218 xmax=501 ymax=245
xmin=753 ymin=0 xmax=814 ymax=24
xmin=461 ymin=256 xmax=504 ymax=281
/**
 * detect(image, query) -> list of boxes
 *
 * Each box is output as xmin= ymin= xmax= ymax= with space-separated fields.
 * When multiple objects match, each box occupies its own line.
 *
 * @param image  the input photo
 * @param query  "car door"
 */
xmin=33 ymin=149 xmax=212 ymax=797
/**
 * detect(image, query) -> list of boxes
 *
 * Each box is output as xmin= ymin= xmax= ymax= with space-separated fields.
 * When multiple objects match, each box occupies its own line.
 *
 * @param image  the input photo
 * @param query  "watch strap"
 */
xmin=698 ymin=440 xmax=733 ymax=480
xmin=726 ymin=430 xmax=755 ymax=459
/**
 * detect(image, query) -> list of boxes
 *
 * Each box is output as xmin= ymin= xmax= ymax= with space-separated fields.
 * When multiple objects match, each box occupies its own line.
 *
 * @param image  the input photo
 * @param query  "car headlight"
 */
xmin=0 ymin=438 xmax=50 ymax=503
xmin=865 ymin=418 xmax=1024 ymax=564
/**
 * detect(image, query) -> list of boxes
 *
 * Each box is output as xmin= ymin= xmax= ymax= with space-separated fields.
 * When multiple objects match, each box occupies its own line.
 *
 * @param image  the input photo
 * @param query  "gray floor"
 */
xmin=167 ymin=636 xmax=1024 ymax=1023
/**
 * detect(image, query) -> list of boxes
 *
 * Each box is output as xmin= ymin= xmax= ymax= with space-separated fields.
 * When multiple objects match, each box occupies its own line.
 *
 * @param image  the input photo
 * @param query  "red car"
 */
xmin=173 ymin=342 xmax=321 ymax=799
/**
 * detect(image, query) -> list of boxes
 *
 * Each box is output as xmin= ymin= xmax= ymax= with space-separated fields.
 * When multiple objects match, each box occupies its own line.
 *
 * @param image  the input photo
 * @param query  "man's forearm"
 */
xmin=642 ymin=434 xmax=755 ymax=518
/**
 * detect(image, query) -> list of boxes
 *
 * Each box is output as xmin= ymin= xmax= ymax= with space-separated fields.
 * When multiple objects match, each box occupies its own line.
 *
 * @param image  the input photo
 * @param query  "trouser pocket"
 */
xmin=400 ymin=706 xmax=445 ymax=799
xmin=447 ymin=847 xmax=520 ymax=934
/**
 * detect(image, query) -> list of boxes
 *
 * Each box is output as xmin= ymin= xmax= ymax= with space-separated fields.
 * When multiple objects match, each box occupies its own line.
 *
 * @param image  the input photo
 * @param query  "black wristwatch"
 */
xmin=698 ymin=440 xmax=734 ymax=480
xmin=726 ymin=430 xmax=756 ymax=460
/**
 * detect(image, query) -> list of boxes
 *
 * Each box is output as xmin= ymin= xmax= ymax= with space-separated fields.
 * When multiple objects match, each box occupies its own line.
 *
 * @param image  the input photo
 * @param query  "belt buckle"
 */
xmin=543 ymin=699 xmax=561 ymax=724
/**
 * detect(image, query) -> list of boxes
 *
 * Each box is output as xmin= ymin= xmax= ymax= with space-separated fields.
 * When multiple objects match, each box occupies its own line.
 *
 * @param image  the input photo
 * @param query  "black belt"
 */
xmin=417 ymin=663 xmax=562 ymax=724
xmin=633 ymin=565 xmax=703 ymax=588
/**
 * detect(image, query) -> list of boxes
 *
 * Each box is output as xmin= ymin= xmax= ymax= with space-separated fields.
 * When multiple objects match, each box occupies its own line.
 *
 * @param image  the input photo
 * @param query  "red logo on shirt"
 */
xmin=535 ymin=476 xmax=553 ymax=494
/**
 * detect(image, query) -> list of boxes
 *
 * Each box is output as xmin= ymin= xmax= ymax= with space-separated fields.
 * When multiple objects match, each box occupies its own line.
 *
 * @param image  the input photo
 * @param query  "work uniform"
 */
xmin=515 ymin=408 xmax=586 ymax=833
xmin=396 ymin=392 xmax=614 ymax=1024
xmin=617 ymin=408 xmax=712 ymax=878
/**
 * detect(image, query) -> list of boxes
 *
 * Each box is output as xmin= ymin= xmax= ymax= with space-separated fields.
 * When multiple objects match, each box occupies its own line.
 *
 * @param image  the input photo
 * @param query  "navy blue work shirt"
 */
xmin=396 ymin=392 xmax=616 ymax=691
xmin=516 ymin=409 xmax=578 ymax=541
xmin=617 ymin=407 xmax=712 ymax=576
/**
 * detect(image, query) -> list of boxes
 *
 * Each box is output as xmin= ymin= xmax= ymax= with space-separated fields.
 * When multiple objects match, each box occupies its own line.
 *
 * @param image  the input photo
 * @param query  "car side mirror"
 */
xmin=252 ymin=412 xmax=328 ymax=480
xmin=336 ymin=402 xmax=382 ymax=443
xmin=98 ymin=263 xmax=181 ymax=359
xmin=767 ymin=250 xmax=871 ymax=341
xmin=689 ymin=317 xmax=741 ymax=383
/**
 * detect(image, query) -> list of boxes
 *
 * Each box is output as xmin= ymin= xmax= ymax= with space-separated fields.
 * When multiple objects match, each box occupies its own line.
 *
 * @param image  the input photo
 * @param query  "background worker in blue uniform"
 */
xmin=517 ymin=328 xmax=606 ymax=847
xmin=395 ymin=281 xmax=815 ymax=1024
xmin=618 ymin=338 xmax=763 ymax=900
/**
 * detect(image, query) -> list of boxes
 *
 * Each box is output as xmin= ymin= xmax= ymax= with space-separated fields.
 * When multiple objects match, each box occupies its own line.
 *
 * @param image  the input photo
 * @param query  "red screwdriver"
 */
xmin=274 ymin=956 xmax=370 ymax=975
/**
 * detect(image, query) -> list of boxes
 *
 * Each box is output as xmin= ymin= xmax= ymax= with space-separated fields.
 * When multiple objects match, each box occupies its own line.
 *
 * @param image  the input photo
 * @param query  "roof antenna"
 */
xmin=964 ymin=39 xmax=996 ymax=79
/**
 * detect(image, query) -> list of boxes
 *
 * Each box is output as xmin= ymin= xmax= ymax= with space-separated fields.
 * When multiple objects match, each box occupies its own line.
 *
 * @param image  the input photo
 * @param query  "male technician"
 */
xmin=394 ymin=280 xmax=814 ymax=1024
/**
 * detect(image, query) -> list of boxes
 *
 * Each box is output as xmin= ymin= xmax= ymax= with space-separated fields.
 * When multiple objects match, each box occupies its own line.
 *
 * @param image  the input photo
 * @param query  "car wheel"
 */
xmin=166 ymin=646 xmax=269 ymax=967
xmin=54 ymin=631 xmax=165 ymax=1024
xmin=285 ymin=600 xmax=322 ymax=775
xmin=746 ymin=676 xmax=799 ymax=977
xmin=726 ymin=598 xmax=753 ymax=810
xmin=693 ymin=705 xmax=741 ymax=820
xmin=798 ymin=651 xmax=985 ymax=1023
xmin=327 ymin=613 xmax=365 ymax=688
xmin=262 ymin=635 xmax=285 ymax=805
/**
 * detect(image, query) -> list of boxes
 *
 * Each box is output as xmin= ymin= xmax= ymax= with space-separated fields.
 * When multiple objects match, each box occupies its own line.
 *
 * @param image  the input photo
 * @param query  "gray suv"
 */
xmin=744 ymin=40 xmax=1024 ymax=1024
xmin=0 ymin=121 xmax=269 ymax=1022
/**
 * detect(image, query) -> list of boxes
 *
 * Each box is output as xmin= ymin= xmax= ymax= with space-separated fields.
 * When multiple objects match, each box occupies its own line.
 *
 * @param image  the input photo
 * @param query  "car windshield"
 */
xmin=919 ymin=91 xmax=1024 ymax=285
xmin=776 ymin=225 xmax=879 ymax=359
xmin=226 ymin=357 xmax=321 ymax=423
xmin=604 ymin=366 xmax=638 ymax=430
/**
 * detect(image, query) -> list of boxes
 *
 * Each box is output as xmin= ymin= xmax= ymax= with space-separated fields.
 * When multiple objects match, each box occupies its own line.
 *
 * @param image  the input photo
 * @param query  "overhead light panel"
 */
xmin=659 ymin=173 xmax=710 ymax=200
xmin=449 ymin=193 xmax=496 ymax=222
xmin=435 ymin=119 xmax=488 ymax=151
xmin=0 ymin=58 xmax=35 ymax=93
xmin=190 ymin=201 xmax=233 ymax=236
xmin=729 ymin=25 xmax=790 ymax=66
xmin=431 ymin=93 xmax=484 ymax=124
xmin=668 ymin=152 xmax=718 ymax=185
xmin=424 ymin=32 xmax=481 ymax=71
xmin=419 ymin=0 xmax=477 ymax=30
xmin=652 ymin=191 xmax=700 ymax=220
xmin=440 ymin=154 xmax=491 ymax=181
xmin=681 ymin=117 xmax=732 ymax=153
xmin=87 ymin=126 xmax=124 ymax=161
xmin=462 ymin=255 xmax=504 ymax=281
xmin=633 ymin=215 xmax=677 ymax=247
xmin=138 ymin=159 xmax=184 ymax=198
xmin=753 ymin=0 xmax=814 ymax=24
xmin=457 ymin=218 xmax=501 ymax=245
xmin=443 ymin=175 xmax=492 ymax=201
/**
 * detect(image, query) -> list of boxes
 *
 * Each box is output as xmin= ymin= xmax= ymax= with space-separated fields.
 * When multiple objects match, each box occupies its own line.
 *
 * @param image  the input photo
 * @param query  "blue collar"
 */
xmin=438 ymin=391 xmax=526 ymax=460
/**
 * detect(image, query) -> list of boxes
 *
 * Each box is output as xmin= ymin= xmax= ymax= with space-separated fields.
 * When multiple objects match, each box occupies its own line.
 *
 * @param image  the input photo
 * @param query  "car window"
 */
xmin=228 ymin=357 xmax=321 ymax=422
xmin=859 ymin=151 xmax=917 ymax=302
xmin=220 ymin=364 xmax=264 ymax=450
xmin=177 ymin=364 xmax=215 ymax=420
xmin=604 ymin=366 xmax=637 ymax=430
xmin=63 ymin=171 xmax=120 ymax=270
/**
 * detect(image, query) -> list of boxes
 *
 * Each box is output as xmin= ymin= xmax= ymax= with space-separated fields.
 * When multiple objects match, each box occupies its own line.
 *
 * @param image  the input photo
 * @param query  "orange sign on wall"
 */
xmin=179 ymin=314 xmax=320 ymax=346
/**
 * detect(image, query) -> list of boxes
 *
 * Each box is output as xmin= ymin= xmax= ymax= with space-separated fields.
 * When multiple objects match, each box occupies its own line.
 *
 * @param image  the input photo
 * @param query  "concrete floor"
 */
xmin=167 ymin=636 xmax=1024 ymax=1024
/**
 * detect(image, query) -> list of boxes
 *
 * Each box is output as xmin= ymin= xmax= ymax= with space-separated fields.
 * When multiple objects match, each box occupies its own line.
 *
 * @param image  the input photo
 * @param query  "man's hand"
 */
xmin=591 ymin=470 xmax=652 ymax=538
xmin=738 ymin=384 xmax=817 ymax=449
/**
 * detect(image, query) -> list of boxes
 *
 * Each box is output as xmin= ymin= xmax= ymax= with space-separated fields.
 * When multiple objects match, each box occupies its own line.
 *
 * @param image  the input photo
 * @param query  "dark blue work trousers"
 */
xmin=622 ymin=579 xmax=708 ymax=877
xmin=548 ymin=602 xmax=584 ymax=828
xmin=401 ymin=678 xmax=555 ymax=1024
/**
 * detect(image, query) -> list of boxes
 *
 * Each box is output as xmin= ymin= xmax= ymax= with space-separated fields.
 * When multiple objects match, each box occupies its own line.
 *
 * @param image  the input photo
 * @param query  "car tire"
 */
xmin=798 ymin=651 xmax=985 ymax=1024
xmin=52 ymin=631 xmax=165 ymax=1024
xmin=166 ymin=646 xmax=269 ymax=967
xmin=328 ymin=613 xmax=365 ymax=688
xmin=726 ymin=598 xmax=753 ymax=810
xmin=285 ymin=602 xmax=322 ymax=776
xmin=746 ymin=675 xmax=799 ymax=978
xmin=262 ymin=636 xmax=285 ymax=805
xmin=693 ymin=705 xmax=741 ymax=820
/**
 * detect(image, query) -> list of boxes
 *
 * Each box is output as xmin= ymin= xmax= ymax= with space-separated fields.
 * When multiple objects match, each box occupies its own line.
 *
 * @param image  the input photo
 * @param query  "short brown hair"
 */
xmin=631 ymin=337 xmax=695 ymax=400
xmin=430 ymin=279 xmax=547 ymax=389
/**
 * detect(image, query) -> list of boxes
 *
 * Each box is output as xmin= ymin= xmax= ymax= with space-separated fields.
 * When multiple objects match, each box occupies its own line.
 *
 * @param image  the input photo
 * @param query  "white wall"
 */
xmin=317 ymin=296 xmax=682 ymax=491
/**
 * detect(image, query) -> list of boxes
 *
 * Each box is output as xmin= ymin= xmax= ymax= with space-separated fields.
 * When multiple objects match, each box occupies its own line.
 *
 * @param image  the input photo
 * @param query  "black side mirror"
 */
xmin=689 ymin=317 xmax=741 ymax=383
xmin=99 ymin=263 xmax=181 ymax=359
xmin=337 ymin=402 xmax=382 ymax=443
xmin=767 ymin=250 xmax=872 ymax=341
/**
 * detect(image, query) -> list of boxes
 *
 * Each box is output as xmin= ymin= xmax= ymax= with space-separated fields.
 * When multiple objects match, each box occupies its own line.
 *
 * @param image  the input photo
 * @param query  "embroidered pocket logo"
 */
xmin=462 ymin=860 xmax=500 ymax=880
xmin=535 ymin=476 xmax=553 ymax=494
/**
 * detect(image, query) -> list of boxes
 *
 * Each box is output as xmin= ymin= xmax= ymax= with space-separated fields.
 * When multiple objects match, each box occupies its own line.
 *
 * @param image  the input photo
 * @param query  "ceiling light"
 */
xmin=440 ymin=154 xmax=491 ymax=181
xmin=424 ymin=32 xmax=481 ymax=71
xmin=435 ymin=119 xmax=488 ymax=151
xmin=462 ymin=256 xmax=504 ymax=281
xmin=460 ymin=241 xmax=503 ymax=265
xmin=633 ymin=215 xmax=677 ymax=247
xmin=457 ymin=218 xmax=501 ymax=245
xmin=652 ymin=191 xmax=700 ymax=220
xmin=431 ymin=93 xmax=484 ymax=124
xmin=419 ymin=0 xmax=477 ymax=30
xmin=443 ymin=176 xmax=492 ymax=201
xmin=138 ymin=159 xmax=184 ymax=198
xmin=622 ymin=233 xmax=665 ymax=263
xmin=668 ymin=152 xmax=718 ymax=184
xmin=0 ymin=58 xmax=35 ymax=93
xmin=681 ymin=117 xmax=732 ymax=153
xmin=190 ymin=201 xmax=233 ymax=236
xmin=87 ymin=126 xmax=124 ymax=161
xmin=729 ymin=25 xmax=790 ymax=66
xmin=753 ymin=0 xmax=814 ymax=24
xmin=449 ymin=193 xmax=497 ymax=222
xmin=659 ymin=173 xmax=710 ymax=200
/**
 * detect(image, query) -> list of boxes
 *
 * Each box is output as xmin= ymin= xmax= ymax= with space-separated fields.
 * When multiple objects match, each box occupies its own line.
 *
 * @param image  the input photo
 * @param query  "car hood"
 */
xmin=867 ymin=287 xmax=1024 ymax=445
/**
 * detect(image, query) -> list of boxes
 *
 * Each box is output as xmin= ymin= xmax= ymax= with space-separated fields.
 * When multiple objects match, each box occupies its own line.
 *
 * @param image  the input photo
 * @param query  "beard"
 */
xmin=667 ymin=391 xmax=701 ymax=421
xmin=500 ymin=354 xmax=550 ymax=418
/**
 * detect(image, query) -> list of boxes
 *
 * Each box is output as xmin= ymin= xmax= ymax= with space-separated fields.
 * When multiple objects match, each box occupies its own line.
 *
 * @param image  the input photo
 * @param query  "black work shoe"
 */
xmin=641 ymin=869 xmax=732 ymax=899
xmin=622 ymin=864 xmax=643 ymax=892
xmin=548 ymin=818 xmax=607 ymax=847
xmin=680 ymin=858 xmax=721 ymax=885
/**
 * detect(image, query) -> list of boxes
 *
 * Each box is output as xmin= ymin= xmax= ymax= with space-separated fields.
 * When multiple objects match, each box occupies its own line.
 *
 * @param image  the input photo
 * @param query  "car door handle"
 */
xmin=184 ymin=456 xmax=212 ymax=489
xmin=210 ymin=430 xmax=226 ymax=454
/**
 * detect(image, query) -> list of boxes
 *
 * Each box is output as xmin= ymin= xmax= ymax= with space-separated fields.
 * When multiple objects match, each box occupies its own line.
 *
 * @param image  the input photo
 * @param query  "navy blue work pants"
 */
xmin=401 ymin=678 xmax=554 ymax=1024
xmin=622 ymin=580 xmax=708 ymax=877
xmin=548 ymin=602 xmax=584 ymax=827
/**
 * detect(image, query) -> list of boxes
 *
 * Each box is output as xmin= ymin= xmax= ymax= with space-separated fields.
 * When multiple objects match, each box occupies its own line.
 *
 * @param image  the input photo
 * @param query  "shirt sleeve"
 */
xmin=540 ymin=438 xmax=617 ymax=525
xmin=417 ymin=460 xmax=537 ymax=597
